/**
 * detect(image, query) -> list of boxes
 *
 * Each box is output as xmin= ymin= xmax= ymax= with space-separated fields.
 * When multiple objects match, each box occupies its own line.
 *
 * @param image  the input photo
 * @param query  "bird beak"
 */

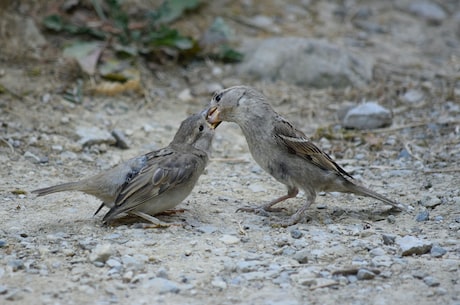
xmin=207 ymin=107 xmax=222 ymax=128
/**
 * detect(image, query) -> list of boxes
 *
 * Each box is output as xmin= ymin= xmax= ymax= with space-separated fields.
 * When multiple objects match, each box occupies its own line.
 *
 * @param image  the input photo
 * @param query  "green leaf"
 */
xmin=43 ymin=15 xmax=64 ymax=31
xmin=217 ymin=45 xmax=243 ymax=63
xmin=150 ymin=0 xmax=201 ymax=24
xmin=147 ymin=27 xmax=194 ymax=50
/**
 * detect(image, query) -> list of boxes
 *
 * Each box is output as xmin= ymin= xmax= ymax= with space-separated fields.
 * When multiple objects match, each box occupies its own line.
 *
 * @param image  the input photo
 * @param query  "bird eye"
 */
xmin=199 ymin=124 xmax=204 ymax=131
xmin=214 ymin=93 xmax=222 ymax=102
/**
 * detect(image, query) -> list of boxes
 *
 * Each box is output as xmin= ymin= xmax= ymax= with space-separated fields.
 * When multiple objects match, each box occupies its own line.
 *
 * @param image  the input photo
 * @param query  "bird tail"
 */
xmin=32 ymin=182 xmax=82 ymax=197
xmin=345 ymin=182 xmax=407 ymax=211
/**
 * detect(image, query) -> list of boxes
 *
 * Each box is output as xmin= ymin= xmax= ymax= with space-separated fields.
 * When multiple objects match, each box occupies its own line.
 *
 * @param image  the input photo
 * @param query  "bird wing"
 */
xmin=273 ymin=116 xmax=354 ymax=180
xmin=102 ymin=148 xmax=200 ymax=221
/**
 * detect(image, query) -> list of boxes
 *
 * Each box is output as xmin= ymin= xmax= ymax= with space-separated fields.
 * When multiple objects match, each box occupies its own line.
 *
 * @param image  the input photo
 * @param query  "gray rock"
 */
xmin=196 ymin=225 xmax=218 ymax=234
xmin=8 ymin=259 xmax=24 ymax=272
xmin=248 ymin=183 xmax=266 ymax=193
xmin=290 ymin=229 xmax=303 ymax=239
xmin=111 ymin=129 xmax=130 ymax=149
xmin=397 ymin=235 xmax=433 ymax=256
xmin=143 ymin=278 xmax=180 ymax=294
xmin=402 ymin=89 xmax=424 ymax=103
xmin=369 ymin=248 xmax=386 ymax=257
xmin=430 ymin=245 xmax=447 ymax=258
xmin=422 ymin=197 xmax=442 ymax=208
xmin=238 ymin=37 xmax=373 ymax=88
xmin=407 ymin=1 xmax=447 ymax=25
xmin=357 ymin=269 xmax=376 ymax=280
xmin=89 ymin=244 xmax=113 ymax=264
xmin=416 ymin=210 xmax=430 ymax=222
xmin=76 ymin=126 xmax=116 ymax=147
xmin=382 ymin=234 xmax=396 ymax=245
xmin=423 ymin=276 xmax=440 ymax=287
xmin=211 ymin=276 xmax=228 ymax=290
xmin=342 ymin=102 xmax=392 ymax=130
xmin=293 ymin=249 xmax=310 ymax=264
xmin=219 ymin=234 xmax=240 ymax=245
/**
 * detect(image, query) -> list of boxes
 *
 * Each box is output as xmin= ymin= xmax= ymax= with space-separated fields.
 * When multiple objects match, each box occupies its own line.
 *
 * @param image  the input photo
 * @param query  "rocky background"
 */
xmin=0 ymin=0 xmax=459 ymax=304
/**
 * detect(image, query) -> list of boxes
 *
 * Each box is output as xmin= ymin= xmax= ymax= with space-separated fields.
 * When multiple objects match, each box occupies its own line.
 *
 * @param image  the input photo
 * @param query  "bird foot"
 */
xmin=236 ymin=205 xmax=286 ymax=217
xmin=157 ymin=208 xmax=187 ymax=216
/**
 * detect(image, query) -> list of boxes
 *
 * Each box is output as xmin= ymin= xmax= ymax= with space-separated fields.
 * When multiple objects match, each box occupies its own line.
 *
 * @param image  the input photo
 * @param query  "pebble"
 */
xmin=357 ymin=269 xmax=376 ymax=280
xmin=387 ymin=215 xmax=396 ymax=224
xmin=0 ymin=240 xmax=6 ymax=248
xmin=402 ymin=89 xmax=424 ymax=103
xmin=211 ymin=276 xmax=228 ymax=290
xmin=111 ymin=129 xmax=130 ymax=149
xmin=430 ymin=245 xmax=447 ymax=258
xmin=143 ymin=278 xmax=180 ymax=294
xmin=236 ymin=260 xmax=260 ymax=273
xmin=197 ymin=225 xmax=218 ymax=234
xmin=382 ymin=234 xmax=396 ymax=245
xmin=8 ymin=259 xmax=24 ymax=271
xmin=89 ymin=244 xmax=113 ymax=264
xmin=422 ymin=197 xmax=442 ymax=208
xmin=290 ymin=229 xmax=303 ymax=239
xmin=342 ymin=102 xmax=392 ymax=130
xmin=396 ymin=235 xmax=432 ymax=256
xmin=423 ymin=276 xmax=440 ymax=287
xmin=407 ymin=1 xmax=446 ymax=25
xmin=416 ymin=210 xmax=430 ymax=222
xmin=369 ymin=248 xmax=386 ymax=257
xmin=238 ymin=37 xmax=372 ymax=88
xmin=219 ymin=235 xmax=240 ymax=245
xmin=0 ymin=285 xmax=7 ymax=294
xmin=76 ymin=126 xmax=116 ymax=147
xmin=293 ymin=249 xmax=310 ymax=264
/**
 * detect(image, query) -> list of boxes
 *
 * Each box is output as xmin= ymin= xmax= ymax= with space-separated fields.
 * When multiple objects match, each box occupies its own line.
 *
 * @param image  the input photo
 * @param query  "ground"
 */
xmin=0 ymin=1 xmax=459 ymax=305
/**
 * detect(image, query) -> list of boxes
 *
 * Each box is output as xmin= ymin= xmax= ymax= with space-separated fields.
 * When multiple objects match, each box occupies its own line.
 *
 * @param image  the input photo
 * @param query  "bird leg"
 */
xmin=273 ymin=192 xmax=316 ymax=227
xmin=236 ymin=187 xmax=299 ymax=215
xmin=128 ymin=211 xmax=176 ymax=228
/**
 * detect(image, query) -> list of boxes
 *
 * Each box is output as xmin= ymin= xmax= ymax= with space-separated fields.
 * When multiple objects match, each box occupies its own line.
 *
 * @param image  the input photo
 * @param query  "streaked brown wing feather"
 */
xmin=274 ymin=117 xmax=354 ymax=180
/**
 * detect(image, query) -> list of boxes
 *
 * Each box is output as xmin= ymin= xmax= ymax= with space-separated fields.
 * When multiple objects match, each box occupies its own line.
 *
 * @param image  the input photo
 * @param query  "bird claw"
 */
xmin=236 ymin=205 xmax=286 ymax=217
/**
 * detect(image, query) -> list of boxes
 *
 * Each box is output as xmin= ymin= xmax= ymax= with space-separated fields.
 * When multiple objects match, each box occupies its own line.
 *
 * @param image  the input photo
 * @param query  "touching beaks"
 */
xmin=206 ymin=107 xmax=222 ymax=128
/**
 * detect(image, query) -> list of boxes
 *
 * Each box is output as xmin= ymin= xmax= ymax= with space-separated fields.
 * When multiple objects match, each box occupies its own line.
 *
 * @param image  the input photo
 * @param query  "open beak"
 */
xmin=206 ymin=107 xmax=222 ymax=129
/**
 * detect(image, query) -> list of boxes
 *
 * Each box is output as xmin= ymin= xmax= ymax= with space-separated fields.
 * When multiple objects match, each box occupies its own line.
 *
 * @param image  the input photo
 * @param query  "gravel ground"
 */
xmin=1 ymin=1 xmax=459 ymax=304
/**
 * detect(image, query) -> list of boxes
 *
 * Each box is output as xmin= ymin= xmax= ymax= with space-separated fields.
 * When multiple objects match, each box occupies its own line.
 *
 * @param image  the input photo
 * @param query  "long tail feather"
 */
xmin=31 ymin=182 xmax=82 ymax=197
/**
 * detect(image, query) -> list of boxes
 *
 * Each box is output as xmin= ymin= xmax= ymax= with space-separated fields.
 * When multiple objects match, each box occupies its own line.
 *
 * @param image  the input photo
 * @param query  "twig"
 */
xmin=403 ymin=141 xmax=423 ymax=161
xmin=237 ymin=221 xmax=247 ymax=236
xmin=0 ymin=137 xmax=14 ymax=153
xmin=424 ymin=168 xmax=460 ymax=174
xmin=361 ymin=121 xmax=430 ymax=133
xmin=309 ymin=281 xmax=339 ymax=290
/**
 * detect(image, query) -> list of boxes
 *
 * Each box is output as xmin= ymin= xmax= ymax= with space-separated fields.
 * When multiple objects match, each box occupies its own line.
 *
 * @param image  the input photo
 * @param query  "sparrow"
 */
xmin=206 ymin=86 xmax=405 ymax=227
xmin=32 ymin=111 xmax=217 ymax=225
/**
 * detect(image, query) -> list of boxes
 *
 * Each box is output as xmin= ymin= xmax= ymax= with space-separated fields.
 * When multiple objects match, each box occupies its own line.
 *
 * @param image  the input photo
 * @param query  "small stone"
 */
xmin=382 ymin=234 xmax=396 ymax=245
xmin=357 ymin=269 xmax=376 ymax=280
xmin=196 ymin=225 xmax=218 ymax=234
xmin=111 ymin=129 xmax=130 ymax=149
xmin=0 ymin=240 xmax=6 ymax=248
xmin=290 ymin=229 xmax=303 ymax=239
xmin=397 ymin=235 xmax=432 ymax=256
xmin=293 ymin=249 xmax=310 ymax=264
xmin=434 ymin=216 xmax=443 ymax=222
xmin=423 ymin=276 xmax=440 ymax=287
xmin=89 ymin=244 xmax=113 ymax=264
xmin=122 ymin=271 xmax=133 ymax=282
xmin=219 ymin=235 xmax=239 ymax=245
xmin=369 ymin=248 xmax=386 ymax=257
xmin=407 ymin=1 xmax=446 ymax=25
xmin=211 ymin=276 xmax=227 ymax=290
xmin=416 ymin=210 xmax=430 ymax=222
xmin=402 ymin=89 xmax=424 ymax=103
xmin=76 ymin=126 xmax=116 ymax=147
xmin=24 ymin=151 xmax=41 ymax=163
xmin=342 ymin=102 xmax=392 ymax=130
xmin=430 ymin=246 xmax=447 ymax=258
xmin=387 ymin=215 xmax=396 ymax=224
xmin=144 ymin=278 xmax=180 ymax=294
xmin=106 ymin=258 xmax=121 ymax=269
xmin=0 ymin=285 xmax=7 ymax=294
xmin=422 ymin=197 xmax=442 ymax=208
xmin=8 ymin=259 xmax=24 ymax=271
